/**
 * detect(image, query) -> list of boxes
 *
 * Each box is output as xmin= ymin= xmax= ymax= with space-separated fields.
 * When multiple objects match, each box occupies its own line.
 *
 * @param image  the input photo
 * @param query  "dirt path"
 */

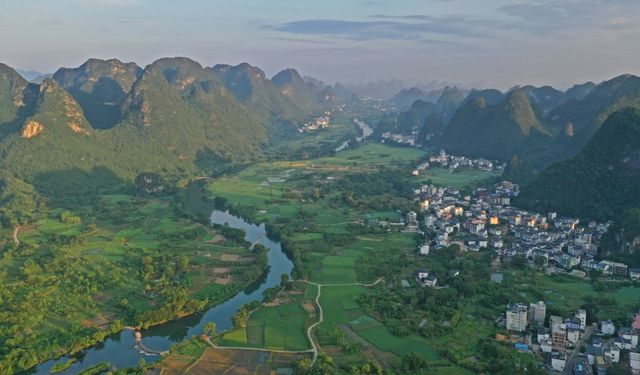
xmin=300 ymin=277 xmax=385 ymax=363
xmin=205 ymin=277 xmax=385 ymax=365
xmin=12 ymin=226 xmax=20 ymax=245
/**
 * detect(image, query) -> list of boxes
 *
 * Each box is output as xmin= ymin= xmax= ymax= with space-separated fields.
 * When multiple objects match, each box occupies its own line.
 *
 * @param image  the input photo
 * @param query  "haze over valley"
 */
xmin=1 ymin=1 xmax=640 ymax=375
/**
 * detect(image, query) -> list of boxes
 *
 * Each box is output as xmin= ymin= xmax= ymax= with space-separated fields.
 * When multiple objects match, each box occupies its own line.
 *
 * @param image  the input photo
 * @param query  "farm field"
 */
xmin=419 ymin=167 xmax=500 ymax=189
xmin=155 ymin=339 xmax=311 ymax=375
xmin=221 ymin=284 xmax=315 ymax=351
xmin=203 ymin=144 xmax=474 ymax=372
xmin=264 ymin=109 xmax=363 ymax=159
xmin=202 ymin=143 xmax=555 ymax=373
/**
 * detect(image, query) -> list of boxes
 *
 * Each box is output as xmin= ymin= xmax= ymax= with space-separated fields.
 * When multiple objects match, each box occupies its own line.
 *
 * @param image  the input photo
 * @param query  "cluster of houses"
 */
xmin=411 ymin=179 xmax=639 ymax=282
xmin=420 ymin=150 xmax=504 ymax=173
xmin=504 ymin=301 xmax=587 ymax=372
xmin=299 ymin=114 xmax=330 ymax=133
xmin=381 ymin=131 xmax=417 ymax=146
xmin=504 ymin=301 xmax=640 ymax=374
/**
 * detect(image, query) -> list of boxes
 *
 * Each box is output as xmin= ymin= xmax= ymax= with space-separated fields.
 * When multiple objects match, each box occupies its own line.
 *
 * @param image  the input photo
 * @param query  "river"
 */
xmin=335 ymin=118 xmax=373 ymax=152
xmin=30 ymin=210 xmax=293 ymax=374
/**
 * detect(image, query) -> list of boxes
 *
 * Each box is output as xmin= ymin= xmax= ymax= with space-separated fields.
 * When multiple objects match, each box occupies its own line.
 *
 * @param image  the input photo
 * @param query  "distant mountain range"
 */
xmin=16 ymin=68 xmax=52 ymax=83
xmin=380 ymin=74 xmax=640 ymax=172
xmin=0 ymin=58 xmax=338 ymax=210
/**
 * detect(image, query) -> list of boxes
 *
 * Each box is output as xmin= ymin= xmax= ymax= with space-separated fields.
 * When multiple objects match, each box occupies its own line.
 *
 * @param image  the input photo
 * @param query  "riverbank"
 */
xmin=22 ymin=193 xmax=290 ymax=374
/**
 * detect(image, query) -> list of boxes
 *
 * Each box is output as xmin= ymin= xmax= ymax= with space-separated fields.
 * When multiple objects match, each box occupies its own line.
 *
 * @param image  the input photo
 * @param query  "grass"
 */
xmin=501 ymin=270 xmax=640 ymax=318
xmin=173 ymin=338 xmax=209 ymax=357
xmin=221 ymin=288 xmax=312 ymax=351
xmin=78 ymin=362 xmax=110 ymax=375
xmin=204 ymin=144 xmax=552 ymax=372
xmin=419 ymin=167 xmax=499 ymax=188
xmin=356 ymin=325 xmax=440 ymax=359
xmin=50 ymin=358 xmax=76 ymax=373
xmin=319 ymin=285 xmax=368 ymax=329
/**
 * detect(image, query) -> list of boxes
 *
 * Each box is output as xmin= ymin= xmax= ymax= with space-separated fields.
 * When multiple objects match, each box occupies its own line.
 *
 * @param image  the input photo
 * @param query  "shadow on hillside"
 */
xmin=69 ymin=77 xmax=127 ymax=130
xmin=0 ymin=83 xmax=39 ymax=139
xmin=32 ymin=166 xmax=133 ymax=209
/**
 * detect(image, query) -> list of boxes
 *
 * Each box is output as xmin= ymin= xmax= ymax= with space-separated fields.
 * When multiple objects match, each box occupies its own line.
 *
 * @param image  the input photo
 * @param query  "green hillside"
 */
xmin=439 ymin=88 xmax=552 ymax=160
xmin=549 ymin=74 xmax=640 ymax=153
xmin=0 ymin=59 xmax=341 ymax=226
xmin=516 ymin=107 xmax=640 ymax=220
xmin=271 ymin=68 xmax=327 ymax=114
xmin=53 ymin=58 xmax=142 ymax=129
xmin=0 ymin=63 xmax=38 ymax=138
xmin=211 ymin=62 xmax=308 ymax=132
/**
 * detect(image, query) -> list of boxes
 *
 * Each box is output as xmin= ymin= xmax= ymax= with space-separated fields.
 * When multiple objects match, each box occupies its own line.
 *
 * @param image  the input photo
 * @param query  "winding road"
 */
xmin=301 ymin=277 xmax=385 ymax=362
xmin=205 ymin=277 xmax=385 ymax=364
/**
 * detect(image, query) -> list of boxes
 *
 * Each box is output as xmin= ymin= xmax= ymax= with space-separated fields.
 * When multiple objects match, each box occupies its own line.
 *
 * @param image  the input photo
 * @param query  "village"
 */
xmin=500 ymin=300 xmax=640 ymax=374
xmin=393 ymin=152 xmax=640 ymax=374
xmin=419 ymin=149 xmax=505 ymax=174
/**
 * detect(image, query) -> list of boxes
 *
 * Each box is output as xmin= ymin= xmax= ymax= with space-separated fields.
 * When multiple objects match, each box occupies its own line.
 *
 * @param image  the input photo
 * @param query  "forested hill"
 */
xmin=515 ymin=107 xmax=640 ymax=220
xmin=379 ymin=74 xmax=640 ymax=179
xmin=0 ymin=58 xmax=337 ymax=224
xmin=439 ymin=88 xmax=552 ymax=160
xmin=1 ymin=58 xmax=334 ymax=172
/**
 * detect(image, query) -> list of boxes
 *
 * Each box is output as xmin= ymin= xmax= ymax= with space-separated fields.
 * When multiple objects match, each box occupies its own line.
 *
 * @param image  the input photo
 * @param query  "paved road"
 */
xmin=563 ymin=324 xmax=595 ymax=374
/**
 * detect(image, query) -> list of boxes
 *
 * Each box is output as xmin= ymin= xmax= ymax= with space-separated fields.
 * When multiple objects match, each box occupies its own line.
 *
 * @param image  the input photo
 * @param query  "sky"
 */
xmin=1 ymin=0 xmax=639 ymax=89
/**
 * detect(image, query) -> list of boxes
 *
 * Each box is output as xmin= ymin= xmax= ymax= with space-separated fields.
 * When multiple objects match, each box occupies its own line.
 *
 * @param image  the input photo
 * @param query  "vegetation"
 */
xmin=601 ymin=208 xmax=640 ymax=266
xmin=517 ymin=108 xmax=640 ymax=220
xmin=438 ymin=88 xmax=553 ymax=161
xmin=0 ymin=187 xmax=266 ymax=373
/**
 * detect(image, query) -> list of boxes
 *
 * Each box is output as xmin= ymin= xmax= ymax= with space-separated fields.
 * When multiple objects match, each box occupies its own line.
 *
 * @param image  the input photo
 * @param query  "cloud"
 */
xmin=84 ymin=0 xmax=144 ymax=7
xmin=269 ymin=17 xmax=484 ymax=41
xmin=271 ymin=37 xmax=338 ymax=45
xmin=499 ymin=0 xmax=640 ymax=33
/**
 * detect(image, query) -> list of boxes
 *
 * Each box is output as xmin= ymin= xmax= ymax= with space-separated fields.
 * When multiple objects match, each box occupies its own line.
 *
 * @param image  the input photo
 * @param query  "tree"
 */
xmin=203 ymin=322 xmax=217 ymax=338
xmin=293 ymin=358 xmax=313 ymax=375
xmin=401 ymin=352 xmax=429 ymax=374
xmin=281 ymin=273 xmax=290 ymax=287
xmin=232 ymin=307 xmax=250 ymax=328
xmin=179 ymin=256 xmax=190 ymax=273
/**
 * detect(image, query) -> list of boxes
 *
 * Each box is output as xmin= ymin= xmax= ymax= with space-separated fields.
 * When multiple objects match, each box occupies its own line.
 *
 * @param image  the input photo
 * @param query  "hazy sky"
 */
xmin=2 ymin=0 xmax=639 ymax=88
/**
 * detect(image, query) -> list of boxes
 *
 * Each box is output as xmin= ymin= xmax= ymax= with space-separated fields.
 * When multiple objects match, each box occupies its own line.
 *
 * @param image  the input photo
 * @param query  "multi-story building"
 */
xmin=506 ymin=303 xmax=528 ymax=332
xmin=529 ymin=301 xmax=546 ymax=325
xmin=575 ymin=309 xmax=587 ymax=330
xmin=601 ymin=320 xmax=616 ymax=335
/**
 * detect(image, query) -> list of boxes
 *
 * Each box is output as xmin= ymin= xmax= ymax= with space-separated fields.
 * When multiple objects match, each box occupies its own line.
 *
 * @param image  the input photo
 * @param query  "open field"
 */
xmin=204 ymin=144 xmax=470 ymax=371
xmin=419 ymin=167 xmax=500 ymax=188
xmin=504 ymin=270 xmax=640 ymax=320
xmin=203 ymin=143 xmax=574 ymax=373
xmin=264 ymin=109 xmax=362 ymax=158
xmin=155 ymin=340 xmax=311 ymax=375
xmin=221 ymin=286 xmax=314 ymax=351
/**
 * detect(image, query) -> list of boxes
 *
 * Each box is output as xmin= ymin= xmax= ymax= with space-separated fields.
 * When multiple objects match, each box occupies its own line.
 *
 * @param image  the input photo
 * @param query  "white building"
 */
xmin=605 ymin=345 xmax=620 ymax=364
xmin=551 ymin=353 xmax=567 ymax=372
xmin=506 ymin=303 xmax=528 ymax=332
xmin=575 ymin=309 xmax=587 ymax=330
xmin=419 ymin=245 xmax=430 ymax=256
xmin=631 ymin=350 xmax=640 ymax=371
xmin=567 ymin=327 xmax=580 ymax=345
xmin=602 ymin=320 xmax=616 ymax=335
